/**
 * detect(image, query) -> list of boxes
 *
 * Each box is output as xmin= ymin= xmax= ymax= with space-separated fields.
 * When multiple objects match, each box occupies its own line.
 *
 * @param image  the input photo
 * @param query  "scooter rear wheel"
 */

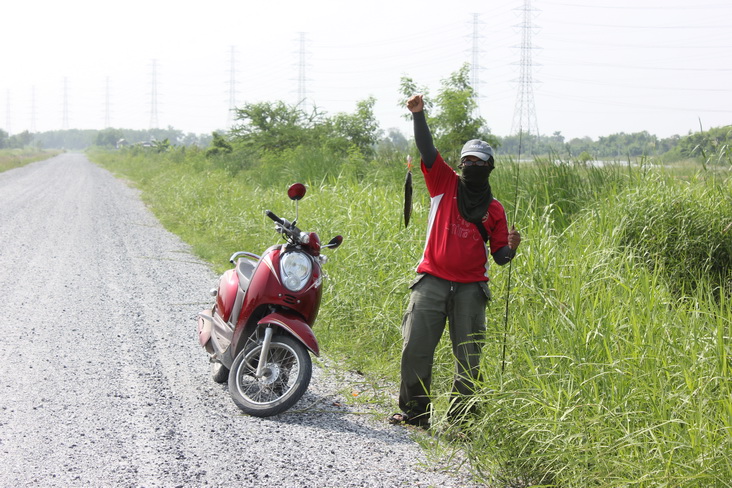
xmin=228 ymin=334 xmax=311 ymax=417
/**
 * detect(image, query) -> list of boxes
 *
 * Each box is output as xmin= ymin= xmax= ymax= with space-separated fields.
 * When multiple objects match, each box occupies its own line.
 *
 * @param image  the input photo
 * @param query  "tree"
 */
xmin=400 ymin=63 xmax=495 ymax=162
xmin=148 ymin=126 xmax=185 ymax=146
xmin=550 ymin=131 xmax=565 ymax=145
xmin=672 ymin=125 xmax=732 ymax=165
xmin=377 ymin=128 xmax=409 ymax=155
xmin=398 ymin=77 xmax=433 ymax=120
xmin=151 ymin=138 xmax=171 ymax=153
xmin=230 ymin=101 xmax=327 ymax=152
xmin=566 ymin=137 xmax=595 ymax=159
xmin=595 ymin=131 xmax=659 ymax=158
xmin=230 ymin=99 xmax=382 ymax=158
xmin=206 ymin=131 xmax=233 ymax=157
xmin=95 ymin=128 xmax=125 ymax=148
xmin=331 ymin=97 xmax=381 ymax=157
xmin=432 ymin=64 xmax=486 ymax=157
xmin=11 ymin=130 xmax=34 ymax=148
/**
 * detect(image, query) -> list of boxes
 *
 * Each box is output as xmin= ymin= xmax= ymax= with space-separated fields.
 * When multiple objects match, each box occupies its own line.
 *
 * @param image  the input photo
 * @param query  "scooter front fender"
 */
xmin=257 ymin=311 xmax=319 ymax=356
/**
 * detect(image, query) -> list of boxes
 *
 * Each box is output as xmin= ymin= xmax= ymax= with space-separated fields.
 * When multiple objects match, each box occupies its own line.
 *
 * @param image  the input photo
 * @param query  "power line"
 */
xmin=296 ymin=32 xmax=310 ymax=112
xmin=5 ymin=90 xmax=11 ymax=135
xmin=541 ymin=90 xmax=732 ymax=114
xmin=62 ymin=77 xmax=69 ymax=130
xmin=227 ymin=45 xmax=239 ymax=127
xmin=541 ymin=74 xmax=732 ymax=92
xmin=149 ymin=59 xmax=159 ymax=129
xmin=104 ymin=76 xmax=111 ymax=128
xmin=30 ymin=86 xmax=37 ymax=133
xmin=551 ymin=20 xmax=730 ymax=29
xmin=543 ymin=1 xmax=732 ymax=10
xmin=544 ymin=59 xmax=732 ymax=72
xmin=470 ymin=13 xmax=484 ymax=117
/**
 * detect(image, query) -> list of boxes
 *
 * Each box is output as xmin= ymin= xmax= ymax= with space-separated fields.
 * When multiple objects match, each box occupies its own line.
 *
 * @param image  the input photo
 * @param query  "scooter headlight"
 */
xmin=280 ymin=251 xmax=312 ymax=292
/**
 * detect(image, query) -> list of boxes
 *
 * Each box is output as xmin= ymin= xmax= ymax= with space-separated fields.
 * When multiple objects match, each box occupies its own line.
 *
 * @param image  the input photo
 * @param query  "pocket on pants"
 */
xmin=478 ymin=281 xmax=492 ymax=301
xmin=401 ymin=300 xmax=416 ymax=343
xmin=408 ymin=273 xmax=428 ymax=290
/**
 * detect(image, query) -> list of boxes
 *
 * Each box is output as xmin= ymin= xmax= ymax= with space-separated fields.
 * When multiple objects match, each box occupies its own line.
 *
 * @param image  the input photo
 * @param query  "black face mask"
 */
xmin=457 ymin=165 xmax=493 ymax=224
xmin=461 ymin=166 xmax=491 ymax=190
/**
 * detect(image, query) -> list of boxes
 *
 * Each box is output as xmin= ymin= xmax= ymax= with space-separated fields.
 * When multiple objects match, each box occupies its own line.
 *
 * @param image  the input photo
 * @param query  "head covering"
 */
xmin=457 ymin=140 xmax=494 ymax=226
xmin=457 ymin=168 xmax=493 ymax=225
xmin=460 ymin=139 xmax=494 ymax=162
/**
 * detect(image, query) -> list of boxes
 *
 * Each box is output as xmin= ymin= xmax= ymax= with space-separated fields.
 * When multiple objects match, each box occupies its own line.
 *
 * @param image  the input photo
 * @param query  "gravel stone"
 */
xmin=0 ymin=153 xmax=483 ymax=487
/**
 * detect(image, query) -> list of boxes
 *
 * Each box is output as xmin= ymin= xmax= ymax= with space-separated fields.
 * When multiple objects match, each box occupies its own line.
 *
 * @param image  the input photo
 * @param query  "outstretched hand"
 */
xmin=407 ymin=94 xmax=424 ymax=113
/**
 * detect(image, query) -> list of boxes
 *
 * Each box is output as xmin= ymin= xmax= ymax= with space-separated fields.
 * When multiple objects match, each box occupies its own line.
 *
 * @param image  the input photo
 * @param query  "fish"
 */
xmin=404 ymin=155 xmax=413 ymax=228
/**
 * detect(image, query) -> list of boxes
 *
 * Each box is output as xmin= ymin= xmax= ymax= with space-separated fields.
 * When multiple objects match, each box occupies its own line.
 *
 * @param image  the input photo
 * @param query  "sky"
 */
xmin=2 ymin=0 xmax=731 ymax=141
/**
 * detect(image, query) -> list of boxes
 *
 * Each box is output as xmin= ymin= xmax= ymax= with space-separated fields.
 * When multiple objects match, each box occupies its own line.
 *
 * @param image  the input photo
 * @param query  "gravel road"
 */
xmin=0 ymin=153 xmax=481 ymax=487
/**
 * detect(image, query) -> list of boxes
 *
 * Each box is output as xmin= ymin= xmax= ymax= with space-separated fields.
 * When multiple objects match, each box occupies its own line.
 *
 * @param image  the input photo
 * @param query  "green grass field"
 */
xmin=90 ymin=146 xmax=731 ymax=487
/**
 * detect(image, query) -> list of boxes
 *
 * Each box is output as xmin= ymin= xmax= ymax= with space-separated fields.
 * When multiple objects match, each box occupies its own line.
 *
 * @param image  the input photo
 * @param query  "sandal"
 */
xmin=389 ymin=412 xmax=410 ymax=425
xmin=388 ymin=412 xmax=429 ymax=428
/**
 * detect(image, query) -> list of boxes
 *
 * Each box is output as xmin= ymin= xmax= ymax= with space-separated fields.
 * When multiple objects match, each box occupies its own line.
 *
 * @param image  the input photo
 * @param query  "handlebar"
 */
xmin=266 ymin=209 xmax=300 ymax=241
xmin=265 ymin=210 xmax=283 ymax=224
xmin=265 ymin=209 xmax=343 ymax=251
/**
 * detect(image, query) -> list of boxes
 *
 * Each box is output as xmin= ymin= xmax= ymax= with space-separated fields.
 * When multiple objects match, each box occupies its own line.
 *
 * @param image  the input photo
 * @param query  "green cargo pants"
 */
xmin=399 ymin=273 xmax=491 ymax=425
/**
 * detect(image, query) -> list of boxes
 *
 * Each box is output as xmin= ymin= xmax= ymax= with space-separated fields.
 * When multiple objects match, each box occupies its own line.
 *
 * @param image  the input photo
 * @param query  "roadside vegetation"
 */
xmin=87 ymin=65 xmax=730 ymax=487
xmin=0 ymin=148 xmax=62 ymax=173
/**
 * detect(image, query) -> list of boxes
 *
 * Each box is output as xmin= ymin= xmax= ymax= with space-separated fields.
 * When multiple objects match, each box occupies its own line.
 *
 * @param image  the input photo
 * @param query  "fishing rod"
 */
xmin=500 ymin=128 xmax=523 ymax=375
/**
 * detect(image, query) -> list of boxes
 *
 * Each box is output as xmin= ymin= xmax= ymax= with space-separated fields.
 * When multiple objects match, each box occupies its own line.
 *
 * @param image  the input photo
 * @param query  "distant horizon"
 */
xmin=11 ymin=120 xmax=726 ymax=143
xmin=2 ymin=1 xmax=730 ymax=143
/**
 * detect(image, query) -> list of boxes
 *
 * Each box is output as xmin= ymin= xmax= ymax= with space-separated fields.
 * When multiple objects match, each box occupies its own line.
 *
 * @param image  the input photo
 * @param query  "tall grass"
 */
xmin=90 ymin=147 xmax=731 ymax=487
xmin=617 ymin=171 xmax=732 ymax=294
xmin=451 ymin=195 xmax=731 ymax=486
xmin=0 ymin=148 xmax=62 ymax=173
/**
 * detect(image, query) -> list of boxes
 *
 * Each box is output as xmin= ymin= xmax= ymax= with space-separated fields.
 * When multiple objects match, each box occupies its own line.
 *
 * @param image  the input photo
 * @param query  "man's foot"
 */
xmin=388 ymin=412 xmax=429 ymax=428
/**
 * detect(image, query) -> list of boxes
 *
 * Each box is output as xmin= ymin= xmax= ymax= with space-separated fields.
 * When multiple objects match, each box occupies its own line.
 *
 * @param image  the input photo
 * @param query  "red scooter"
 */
xmin=197 ymin=183 xmax=342 ymax=417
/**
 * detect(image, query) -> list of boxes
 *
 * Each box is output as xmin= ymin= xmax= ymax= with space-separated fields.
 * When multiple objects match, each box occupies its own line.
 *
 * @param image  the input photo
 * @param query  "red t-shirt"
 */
xmin=416 ymin=153 xmax=509 ymax=283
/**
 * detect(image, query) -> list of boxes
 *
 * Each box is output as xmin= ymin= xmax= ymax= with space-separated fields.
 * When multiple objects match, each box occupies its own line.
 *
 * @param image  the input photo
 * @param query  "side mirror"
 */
xmin=325 ymin=235 xmax=343 ymax=249
xmin=287 ymin=183 xmax=306 ymax=201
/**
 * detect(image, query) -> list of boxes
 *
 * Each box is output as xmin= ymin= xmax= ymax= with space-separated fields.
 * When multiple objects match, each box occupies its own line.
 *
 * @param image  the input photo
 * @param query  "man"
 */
xmin=390 ymin=94 xmax=521 ymax=428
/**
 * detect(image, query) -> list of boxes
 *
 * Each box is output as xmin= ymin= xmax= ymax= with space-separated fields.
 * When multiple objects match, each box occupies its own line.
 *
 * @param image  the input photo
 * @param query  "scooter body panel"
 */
xmin=228 ymin=245 xmax=322 ymax=358
xmin=236 ymin=246 xmax=323 ymax=328
xmin=215 ymin=269 xmax=239 ymax=323
xmin=257 ymin=311 xmax=320 ymax=356
xmin=197 ymin=312 xmax=212 ymax=348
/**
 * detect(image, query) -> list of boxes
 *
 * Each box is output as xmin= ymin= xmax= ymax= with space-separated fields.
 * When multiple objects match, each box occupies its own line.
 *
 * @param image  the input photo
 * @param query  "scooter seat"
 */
xmin=236 ymin=258 xmax=256 ymax=293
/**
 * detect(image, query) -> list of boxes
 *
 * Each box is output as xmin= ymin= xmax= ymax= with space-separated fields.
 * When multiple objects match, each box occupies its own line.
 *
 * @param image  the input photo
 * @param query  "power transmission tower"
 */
xmin=227 ymin=46 xmax=239 ymax=127
xmin=62 ymin=77 xmax=69 ymax=130
xmin=470 ymin=13 xmax=484 ymax=117
xmin=5 ymin=90 xmax=11 ymax=134
xmin=104 ymin=77 xmax=111 ymax=128
xmin=511 ymin=0 xmax=540 ymax=147
xmin=30 ymin=86 xmax=37 ymax=133
xmin=149 ymin=59 xmax=159 ymax=129
xmin=296 ymin=32 xmax=309 ymax=112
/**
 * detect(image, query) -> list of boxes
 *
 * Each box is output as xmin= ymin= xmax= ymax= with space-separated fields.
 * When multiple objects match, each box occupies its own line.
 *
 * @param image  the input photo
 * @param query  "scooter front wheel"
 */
xmin=228 ymin=334 xmax=311 ymax=417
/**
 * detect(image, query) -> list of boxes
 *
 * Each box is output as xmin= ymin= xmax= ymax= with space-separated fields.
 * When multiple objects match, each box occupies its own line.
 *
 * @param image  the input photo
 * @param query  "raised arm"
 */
xmin=407 ymin=95 xmax=438 ymax=168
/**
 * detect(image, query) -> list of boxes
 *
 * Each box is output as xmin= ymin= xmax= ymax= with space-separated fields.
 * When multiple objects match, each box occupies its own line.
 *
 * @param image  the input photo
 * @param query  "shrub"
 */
xmin=617 ymin=172 xmax=732 ymax=293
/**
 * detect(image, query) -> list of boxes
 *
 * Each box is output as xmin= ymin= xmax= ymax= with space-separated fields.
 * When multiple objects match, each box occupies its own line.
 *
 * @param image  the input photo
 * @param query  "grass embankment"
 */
xmin=0 ymin=148 xmax=62 ymax=173
xmin=90 ymin=146 xmax=731 ymax=487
